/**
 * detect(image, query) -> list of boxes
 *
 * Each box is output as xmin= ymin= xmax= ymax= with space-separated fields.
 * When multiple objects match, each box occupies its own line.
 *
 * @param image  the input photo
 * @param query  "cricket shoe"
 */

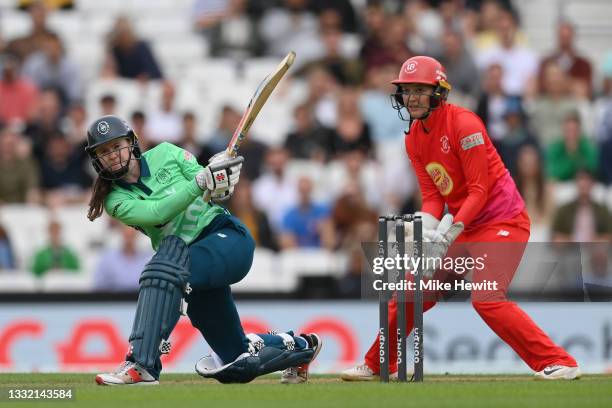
xmin=534 ymin=365 xmax=581 ymax=380
xmin=95 ymin=361 xmax=159 ymax=386
xmin=340 ymin=363 xmax=399 ymax=382
xmin=280 ymin=333 xmax=323 ymax=384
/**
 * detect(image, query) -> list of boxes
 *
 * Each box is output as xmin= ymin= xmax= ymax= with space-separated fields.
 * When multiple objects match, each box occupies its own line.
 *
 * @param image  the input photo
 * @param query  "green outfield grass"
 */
xmin=1 ymin=373 xmax=611 ymax=408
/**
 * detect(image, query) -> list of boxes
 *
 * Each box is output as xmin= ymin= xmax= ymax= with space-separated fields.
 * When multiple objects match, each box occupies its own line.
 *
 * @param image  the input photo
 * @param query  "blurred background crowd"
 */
xmin=0 ymin=0 xmax=611 ymax=296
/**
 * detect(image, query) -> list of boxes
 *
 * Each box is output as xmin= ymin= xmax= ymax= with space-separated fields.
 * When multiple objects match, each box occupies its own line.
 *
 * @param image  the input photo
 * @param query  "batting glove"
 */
xmin=196 ymin=155 xmax=244 ymax=202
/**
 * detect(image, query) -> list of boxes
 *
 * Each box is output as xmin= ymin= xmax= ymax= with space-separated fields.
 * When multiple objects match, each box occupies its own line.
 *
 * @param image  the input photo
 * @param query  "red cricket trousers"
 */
xmin=364 ymin=210 xmax=577 ymax=373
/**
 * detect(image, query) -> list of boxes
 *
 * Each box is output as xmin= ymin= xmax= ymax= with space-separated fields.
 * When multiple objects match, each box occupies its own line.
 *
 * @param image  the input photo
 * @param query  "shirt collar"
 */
xmin=115 ymin=157 xmax=151 ymax=191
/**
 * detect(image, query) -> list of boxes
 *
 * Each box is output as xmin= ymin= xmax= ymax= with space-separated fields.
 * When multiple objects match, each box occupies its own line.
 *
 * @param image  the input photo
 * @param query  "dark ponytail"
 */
xmin=88 ymin=176 xmax=113 ymax=221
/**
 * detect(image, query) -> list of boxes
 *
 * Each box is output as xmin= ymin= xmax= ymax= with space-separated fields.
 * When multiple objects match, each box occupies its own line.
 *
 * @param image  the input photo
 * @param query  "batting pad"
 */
xmin=128 ymin=235 xmax=191 ymax=370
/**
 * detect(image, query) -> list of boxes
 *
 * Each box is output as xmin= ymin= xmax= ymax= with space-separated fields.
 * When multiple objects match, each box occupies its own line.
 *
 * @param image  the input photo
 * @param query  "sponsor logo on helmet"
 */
xmin=425 ymin=162 xmax=453 ymax=196
xmin=97 ymin=121 xmax=110 ymax=135
xmin=460 ymin=132 xmax=484 ymax=150
xmin=155 ymin=168 xmax=172 ymax=185
xmin=435 ymin=69 xmax=447 ymax=80
xmin=405 ymin=60 xmax=418 ymax=74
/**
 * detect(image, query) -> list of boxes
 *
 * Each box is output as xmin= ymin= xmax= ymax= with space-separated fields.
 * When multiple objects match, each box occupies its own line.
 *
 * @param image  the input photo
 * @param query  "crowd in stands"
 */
xmin=0 ymin=0 xmax=611 ymax=295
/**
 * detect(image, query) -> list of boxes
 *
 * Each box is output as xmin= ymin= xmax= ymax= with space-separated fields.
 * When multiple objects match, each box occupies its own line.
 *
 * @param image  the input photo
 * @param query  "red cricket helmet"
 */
xmin=390 ymin=56 xmax=452 ymax=114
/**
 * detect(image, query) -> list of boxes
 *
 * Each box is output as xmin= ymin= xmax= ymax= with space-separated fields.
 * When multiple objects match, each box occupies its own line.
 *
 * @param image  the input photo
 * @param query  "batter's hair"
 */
xmin=88 ymin=176 xmax=112 ymax=221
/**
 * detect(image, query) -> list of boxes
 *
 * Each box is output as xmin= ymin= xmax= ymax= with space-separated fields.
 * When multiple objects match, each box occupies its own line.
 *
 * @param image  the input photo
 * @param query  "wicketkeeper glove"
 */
xmin=404 ymin=211 xmax=441 ymax=243
xmin=421 ymin=214 xmax=464 ymax=279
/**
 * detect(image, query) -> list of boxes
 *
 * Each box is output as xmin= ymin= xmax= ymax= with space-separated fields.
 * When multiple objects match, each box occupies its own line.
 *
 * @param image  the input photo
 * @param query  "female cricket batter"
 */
xmin=342 ymin=56 xmax=580 ymax=381
xmin=87 ymin=115 xmax=320 ymax=385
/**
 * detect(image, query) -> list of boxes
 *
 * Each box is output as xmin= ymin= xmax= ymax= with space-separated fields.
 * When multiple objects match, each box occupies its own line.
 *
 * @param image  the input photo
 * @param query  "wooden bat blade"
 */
xmin=226 ymin=51 xmax=296 ymax=157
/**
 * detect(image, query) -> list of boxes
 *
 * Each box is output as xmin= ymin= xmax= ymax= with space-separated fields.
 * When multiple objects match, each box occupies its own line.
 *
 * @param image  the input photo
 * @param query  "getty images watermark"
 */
xmin=371 ymin=253 xmax=500 ymax=292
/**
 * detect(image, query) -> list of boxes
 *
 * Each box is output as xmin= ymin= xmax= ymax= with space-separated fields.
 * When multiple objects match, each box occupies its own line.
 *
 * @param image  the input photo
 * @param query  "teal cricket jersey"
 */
xmin=104 ymin=142 xmax=226 ymax=250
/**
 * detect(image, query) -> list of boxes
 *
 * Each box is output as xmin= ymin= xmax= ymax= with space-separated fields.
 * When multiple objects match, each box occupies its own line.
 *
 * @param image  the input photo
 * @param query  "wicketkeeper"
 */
xmin=86 ymin=115 xmax=322 ymax=385
xmin=341 ymin=56 xmax=580 ymax=381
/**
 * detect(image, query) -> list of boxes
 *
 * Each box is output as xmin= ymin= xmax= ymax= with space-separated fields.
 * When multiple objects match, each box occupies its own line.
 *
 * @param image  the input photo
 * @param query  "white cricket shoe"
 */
xmin=95 ymin=361 xmax=159 ymax=386
xmin=340 ymin=363 xmax=399 ymax=382
xmin=280 ymin=333 xmax=323 ymax=384
xmin=535 ymin=365 xmax=581 ymax=380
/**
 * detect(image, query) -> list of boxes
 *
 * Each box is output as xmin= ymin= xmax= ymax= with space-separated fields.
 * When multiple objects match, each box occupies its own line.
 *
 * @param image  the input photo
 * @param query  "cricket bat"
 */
xmin=226 ymin=51 xmax=296 ymax=157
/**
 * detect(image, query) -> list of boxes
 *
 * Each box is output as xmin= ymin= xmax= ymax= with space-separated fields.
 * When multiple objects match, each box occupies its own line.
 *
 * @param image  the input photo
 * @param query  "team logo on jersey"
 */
xmin=405 ymin=61 xmax=418 ymax=74
xmin=460 ymin=132 xmax=484 ymax=150
xmin=184 ymin=150 xmax=193 ymax=161
xmin=425 ymin=162 xmax=453 ymax=196
xmin=97 ymin=121 xmax=109 ymax=135
xmin=155 ymin=168 xmax=172 ymax=185
xmin=440 ymin=135 xmax=450 ymax=153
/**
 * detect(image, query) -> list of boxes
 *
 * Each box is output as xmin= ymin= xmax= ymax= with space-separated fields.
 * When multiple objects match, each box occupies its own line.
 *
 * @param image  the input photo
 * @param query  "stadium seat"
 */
xmin=232 ymin=249 xmax=298 ymax=293
xmin=0 ymin=273 xmax=39 ymax=292
xmin=0 ymin=205 xmax=48 ymax=270
xmin=279 ymin=249 xmax=346 ymax=278
xmin=41 ymin=272 xmax=94 ymax=292
xmin=0 ymin=9 xmax=30 ymax=38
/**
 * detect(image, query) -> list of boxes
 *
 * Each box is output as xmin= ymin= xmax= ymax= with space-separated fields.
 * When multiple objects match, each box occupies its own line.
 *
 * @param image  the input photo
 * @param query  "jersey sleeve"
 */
xmin=406 ymin=136 xmax=445 ymax=219
xmin=451 ymin=112 xmax=490 ymax=226
xmin=104 ymin=179 xmax=203 ymax=227
xmin=165 ymin=142 xmax=205 ymax=179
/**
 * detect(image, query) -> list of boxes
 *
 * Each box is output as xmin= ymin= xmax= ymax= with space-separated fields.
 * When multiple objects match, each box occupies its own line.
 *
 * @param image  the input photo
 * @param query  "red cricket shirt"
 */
xmin=405 ymin=102 xmax=525 ymax=230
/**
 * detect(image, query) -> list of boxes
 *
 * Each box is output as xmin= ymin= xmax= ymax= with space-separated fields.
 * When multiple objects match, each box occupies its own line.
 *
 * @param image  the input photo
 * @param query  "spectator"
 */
xmin=539 ymin=21 xmax=593 ymax=99
xmin=99 ymin=94 xmax=117 ymax=116
xmin=106 ymin=16 xmax=163 ymax=81
xmin=595 ymin=55 xmax=612 ymax=184
xmin=359 ymin=64 xmax=407 ymax=144
xmin=310 ymin=0 xmax=358 ymax=33
xmin=496 ymin=97 xmax=539 ymax=176
xmin=252 ymin=147 xmax=298 ymax=232
xmin=0 ymin=127 xmax=41 ymax=204
xmin=283 ymin=103 xmax=332 ymax=162
xmin=24 ymin=88 xmax=63 ymax=160
xmin=515 ymin=145 xmax=552 ymax=236
xmin=208 ymin=0 xmax=264 ymax=58
xmin=527 ymin=61 xmax=583 ymax=146
xmin=178 ymin=111 xmax=211 ymax=163
xmin=227 ymin=179 xmax=278 ymax=251
xmin=145 ymin=82 xmax=182 ymax=145
xmin=332 ymin=178 xmax=378 ymax=297
xmin=360 ymin=12 xmax=413 ymax=72
xmin=192 ymin=0 xmax=229 ymax=36
xmin=259 ymin=0 xmax=321 ymax=62
xmin=130 ymin=110 xmax=151 ymax=151
xmin=546 ymin=112 xmax=598 ymax=182
xmin=551 ymin=169 xmax=612 ymax=242
xmin=295 ymin=9 xmax=362 ymax=85
xmin=92 ymin=225 xmax=153 ymax=292
xmin=0 ymin=53 xmax=39 ymax=125
xmin=207 ymin=105 xmax=267 ymax=179
xmin=0 ymin=224 xmax=16 ymax=270
xmin=21 ymin=32 xmax=82 ymax=108
xmin=304 ymin=65 xmax=340 ymax=129
xmin=331 ymin=178 xmax=377 ymax=248
xmin=475 ymin=64 xmax=512 ymax=141
xmin=475 ymin=8 xmax=538 ymax=96
xmin=436 ymin=29 xmax=480 ymax=104
xmin=39 ymin=134 xmax=92 ymax=206
xmin=329 ymin=88 xmax=373 ymax=158
xmin=62 ymin=102 xmax=88 ymax=147
xmin=6 ymin=1 xmax=56 ymax=62
xmin=31 ymin=219 xmax=80 ymax=277
xmin=330 ymin=149 xmax=382 ymax=209
xmin=279 ymin=176 xmax=335 ymax=249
